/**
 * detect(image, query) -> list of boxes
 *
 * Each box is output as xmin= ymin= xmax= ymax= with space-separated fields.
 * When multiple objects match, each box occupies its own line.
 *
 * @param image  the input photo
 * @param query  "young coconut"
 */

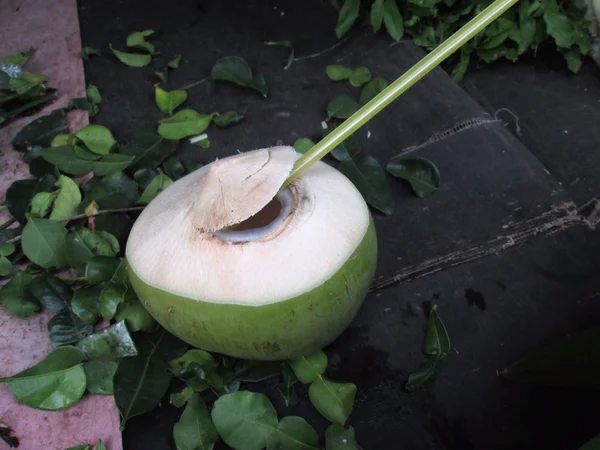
xmin=126 ymin=146 xmax=377 ymax=360
xmin=127 ymin=0 xmax=521 ymax=360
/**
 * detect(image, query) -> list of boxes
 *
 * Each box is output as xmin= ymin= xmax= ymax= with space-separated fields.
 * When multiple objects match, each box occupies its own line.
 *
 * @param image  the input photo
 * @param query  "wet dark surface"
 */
xmin=78 ymin=1 xmax=600 ymax=449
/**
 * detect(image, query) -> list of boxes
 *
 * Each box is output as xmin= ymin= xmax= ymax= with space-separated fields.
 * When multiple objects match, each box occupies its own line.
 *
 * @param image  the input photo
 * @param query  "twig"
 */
xmin=4 ymin=206 xmax=146 ymax=245
xmin=58 ymin=205 xmax=145 ymax=222
xmin=178 ymin=76 xmax=210 ymax=91
xmin=0 ymin=218 xmax=16 ymax=231
xmin=292 ymin=31 xmax=357 ymax=62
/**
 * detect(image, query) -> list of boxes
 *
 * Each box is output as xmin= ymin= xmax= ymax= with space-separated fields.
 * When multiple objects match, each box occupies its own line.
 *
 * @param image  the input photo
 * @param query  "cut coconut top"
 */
xmin=126 ymin=146 xmax=371 ymax=306
xmin=188 ymin=146 xmax=297 ymax=232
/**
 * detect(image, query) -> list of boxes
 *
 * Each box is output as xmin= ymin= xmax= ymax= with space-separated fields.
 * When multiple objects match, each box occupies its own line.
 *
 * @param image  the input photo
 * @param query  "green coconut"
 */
xmin=126 ymin=146 xmax=377 ymax=360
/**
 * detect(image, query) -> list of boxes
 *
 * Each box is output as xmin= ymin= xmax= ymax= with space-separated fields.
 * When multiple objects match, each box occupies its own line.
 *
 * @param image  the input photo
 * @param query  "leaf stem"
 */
xmin=280 ymin=0 xmax=519 ymax=189
xmin=58 ymin=206 xmax=146 ymax=222
xmin=4 ymin=206 xmax=146 ymax=245
xmin=0 ymin=217 xmax=16 ymax=230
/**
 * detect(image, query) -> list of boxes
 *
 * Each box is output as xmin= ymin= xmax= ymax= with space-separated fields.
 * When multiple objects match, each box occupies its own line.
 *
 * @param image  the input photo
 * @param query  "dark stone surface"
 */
xmin=77 ymin=1 xmax=600 ymax=449
xmin=462 ymin=48 xmax=600 ymax=205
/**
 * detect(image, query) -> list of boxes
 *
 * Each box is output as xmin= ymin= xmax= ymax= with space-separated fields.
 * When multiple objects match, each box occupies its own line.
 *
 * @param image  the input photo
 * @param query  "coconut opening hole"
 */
xmin=234 ymin=197 xmax=282 ymax=231
xmin=213 ymin=188 xmax=293 ymax=242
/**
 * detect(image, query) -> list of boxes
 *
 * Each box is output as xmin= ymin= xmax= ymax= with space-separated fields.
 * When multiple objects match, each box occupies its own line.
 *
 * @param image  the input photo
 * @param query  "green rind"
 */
xmin=128 ymin=216 xmax=377 ymax=360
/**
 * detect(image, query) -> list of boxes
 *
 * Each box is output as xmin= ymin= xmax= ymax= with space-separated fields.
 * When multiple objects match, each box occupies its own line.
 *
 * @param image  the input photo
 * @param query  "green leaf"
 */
xmin=325 ymin=424 xmax=362 ymax=450
xmin=81 ymin=47 xmax=101 ymax=60
xmin=29 ymin=275 xmax=71 ymax=312
xmin=96 ymin=440 xmax=107 ymax=450
xmin=99 ymin=260 xmax=128 ymax=320
xmin=405 ymin=355 xmax=440 ymax=391
xmin=133 ymin=168 xmax=159 ymax=190
xmin=114 ymin=288 xmax=157 ymax=333
xmin=41 ymin=145 xmax=94 ymax=175
xmin=502 ymin=326 xmax=600 ymax=389
xmin=1 ymin=346 xmax=86 ymax=411
xmin=77 ymin=320 xmax=138 ymax=359
xmin=278 ymin=364 xmax=298 ymax=407
xmin=308 ymin=376 xmax=356 ymax=425
xmin=85 ymin=256 xmax=121 ymax=285
xmin=162 ymin=157 xmax=186 ymax=180
xmin=11 ymin=109 xmax=68 ymax=151
xmin=158 ymin=110 xmax=214 ymax=140
xmin=543 ymin=11 xmax=574 ymax=48
xmin=0 ymin=243 xmax=15 ymax=256
xmin=168 ymin=55 xmax=182 ymax=69
xmin=349 ymin=67 xmax=372 ymax=87
xmin=138 ymin=170 xmax=173 ymax=204
xmin=114 ymin=333 xmax=174 ymax=427
xmin=214 ymin=111 xmax=244 ymax=128
xmin=114 ymin=355 xmax=172 ymax=427
xmin=359 ymin=77 xmax=388 ymax=104
xmin=136 ymin=327 xmax=189 ymax=362
xmin=340 ymin=155 xmax=395 ymax=215
xmin=155 ymin=87 xmax=187 ymax=115
xmin=383 ymin=0 xmax=404 ymax=41
xmin=326 ymin=64 xmax=353 ymax=81
xmin=120 ymin=127 xmax=179 ymax=172
xmin=75 ymin=125 xmax=116 ymax=156
xmin=386 ymin=157 xmax=440 ymax=198
xmin=22 ymin=218 xmax=67 ymax=268
xmin=41 ymin=146 xmax=134 ymax=176
xmin=579 ymin=433 xmax=600 ymax=450
xmin=288 ymin=351 xmax=328 ymax=384
xmin=335 ymin=0 xmax=361 ymax=38
xmin=169 ymin=349 xmax=218 ymax=392
xmin=83 ymin=171 xmax=139 ymax=209
xmin=450 ymin=49 xmax=471 ymax=83
xmin=48 ymin=307 xmax=93 ymax=349
xmin=6 ymin=174 xmax=56 ymax=222
xmin=71 ymin=286 xmax=102 ymax=324
xmin=68 ymin=98 xmax=98 ymax=116
xmin=100 ymin=282 xmax=127 ymax=320
xmin=327 ymin=95 xmax=359 ymax=119
xmin=211 ymin=56 xmax=268 ymax=97
xmin=564 ymin=50 xmax=582 ymax=73
xmin=30 ymin=191 xmax=55 ymax=218
xmin=84 ymin=358 xmax=118 ymax=395
xmin=0 ymin=272 xmax=40 ymax=318
xmin=126 ymin=30 xmax=156 ymax=54
xmin=170 ymin=385 xmax=195 ymax=407
xmin=173 ymin=394 xmax=220 ymax=450
xmin=516 ymin=19 xmax=536 ymax=54
xmin=293 ymin=138 xmax=315 ymax=154
xmin=86 ymin=85 xmax=102 ymax=104
xmin=49 ymin=175 xmax=81 ymax=221
xmin=211 ymin=391 xmax=278 ymax=450
xmin=65 ymin=228 xmax=120 ymax=274
xmin=267 ymin=416 xmax=320 ymax=450
xmin=321 ymin=123 xmax=361 ymax=162
xmin=423 ymin=304 xmax=450 ymax=356
xmin=370 ymin=0 xmax=385 ymax=32
xmin=8 ymin=72 xmax=47 ymax=95
xmin=0 ymin=257 xmax=12 ymax=276
xmin=109 ymin=44 xmax=152 ymax=67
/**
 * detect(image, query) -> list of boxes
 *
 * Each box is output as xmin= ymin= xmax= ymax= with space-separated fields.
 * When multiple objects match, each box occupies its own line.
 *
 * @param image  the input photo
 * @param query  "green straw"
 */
xmin=281 ymin=0 xmax=519 ymax=189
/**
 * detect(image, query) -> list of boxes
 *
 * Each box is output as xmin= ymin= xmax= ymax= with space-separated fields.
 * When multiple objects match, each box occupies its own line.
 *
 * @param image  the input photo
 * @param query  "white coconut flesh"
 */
xmin=126 ymin=145 xmax=371 ymax=307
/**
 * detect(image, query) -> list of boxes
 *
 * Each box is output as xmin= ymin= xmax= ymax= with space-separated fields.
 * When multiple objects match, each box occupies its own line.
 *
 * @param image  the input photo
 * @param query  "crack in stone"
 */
xmin=390 ymin=116 xmax=501 ymax=159
xmin=369 ymin=198 xmax=600 ymax=292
